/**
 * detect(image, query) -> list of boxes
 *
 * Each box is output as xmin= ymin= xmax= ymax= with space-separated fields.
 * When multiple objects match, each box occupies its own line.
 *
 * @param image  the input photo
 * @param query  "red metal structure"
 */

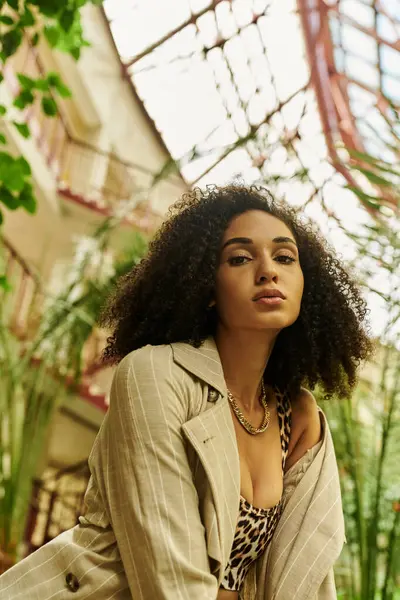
xmin=298 ymin=0 xmax=399 ymax=213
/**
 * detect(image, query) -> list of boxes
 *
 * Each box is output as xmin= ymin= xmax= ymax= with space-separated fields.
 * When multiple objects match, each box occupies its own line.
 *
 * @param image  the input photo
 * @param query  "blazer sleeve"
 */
xmin=88 ymin=345 xmax=218 ymax=600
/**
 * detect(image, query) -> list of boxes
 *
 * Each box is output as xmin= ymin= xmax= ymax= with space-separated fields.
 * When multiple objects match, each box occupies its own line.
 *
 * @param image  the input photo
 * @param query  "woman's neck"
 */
xmin=214 ymin=327 xmax=279 ymax=412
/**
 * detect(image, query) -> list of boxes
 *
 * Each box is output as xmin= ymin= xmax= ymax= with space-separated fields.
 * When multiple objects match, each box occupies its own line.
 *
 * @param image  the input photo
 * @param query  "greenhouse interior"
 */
xmin=0 ymin=0 xmax=399 ymax=598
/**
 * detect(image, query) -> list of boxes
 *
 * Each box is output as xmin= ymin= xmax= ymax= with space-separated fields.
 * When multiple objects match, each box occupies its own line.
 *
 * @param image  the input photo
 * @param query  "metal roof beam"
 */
xmin=124 ymin=0 xmax=226 ymax=68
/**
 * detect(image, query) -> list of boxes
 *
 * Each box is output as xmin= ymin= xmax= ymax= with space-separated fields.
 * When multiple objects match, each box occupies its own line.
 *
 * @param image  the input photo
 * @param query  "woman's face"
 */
xmin=215 ymin=210 xmax=304 ymax=334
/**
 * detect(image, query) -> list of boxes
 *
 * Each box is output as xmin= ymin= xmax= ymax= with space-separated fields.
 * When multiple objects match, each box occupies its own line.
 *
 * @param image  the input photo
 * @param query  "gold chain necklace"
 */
xmin=227 ymin=380 xmax=271 ymax=435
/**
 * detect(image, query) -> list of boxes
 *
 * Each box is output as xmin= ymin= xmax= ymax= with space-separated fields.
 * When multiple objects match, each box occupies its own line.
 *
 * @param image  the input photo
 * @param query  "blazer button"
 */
xmin=207 ymin=388 xmax=219 ymax=403
xmin=65 ymin=572 xmax=80 ymax=592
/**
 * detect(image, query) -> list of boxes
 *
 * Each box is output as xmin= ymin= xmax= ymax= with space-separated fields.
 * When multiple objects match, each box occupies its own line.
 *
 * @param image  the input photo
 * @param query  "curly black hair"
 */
xmin=101 ymin=185 xmax=374 ymax=399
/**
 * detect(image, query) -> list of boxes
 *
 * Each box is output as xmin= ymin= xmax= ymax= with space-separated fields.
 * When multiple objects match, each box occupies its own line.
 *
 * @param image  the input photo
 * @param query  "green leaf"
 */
xmin=28 ymin=0 xmax=61 ymax=17
xmin=345 ymin=185 xmax=382 ymax=210
xmin=34 ymin=78 xmax=50 ymax=92
xmin=1 ymin=159 xmax=26 ymax=192
xmin=0 ymin=186 xmax=20 ymax=209
xmin=0 ymin=134 xmax=6 ymax=144
xmin=41 ymin=96 xmax=57 ymax=116
xmin=0 ymin=73 xmax=3 ymax=84
xmin=44 ymin=26 xmax=60 ymax=48
xmin=2 ymin=28 xmax=23 ymax=58
xmin=47 ymin=73 xmax=71 ymax=97
xmin=0 ymin=274 xmax=12 ymax=291
xmin=20 ymin=7 xmax=35 ymax=27
xmin=0 ymin=150 xmax=12 ymax=167
xmin=354 ymin=166 xmax=394 ymax=187
xmin=0 ymin=152 xmax=13 ymax=186
xmin=16 ymin=156 xmax=31 ymax=176
xmin=0 ymin=105 xmax=7 ymax=116
xmin=13 ymin=89 xmax=35 ymax=110
xmin=12 ymin=122 xmax=31 ymax=138
xmin=348 ymin=147 xmax=400 ymax=178
xmin=6 ymin=0 xmax=18 ymax=9
xmin=60 ymin=9 xmax=75 ymax=32
xmin=46 ymin=72 xmax=62 ymax=87
xmin=54 ymin=81 xmax=71 ymax=97
xmin=70 ymin=47 xmax=80 ymax=61
xmin=0 ymin=209 xmax=2 ymax=226
xmin=0 ymin=15 xmax=14 ymax=25
xmin=19 ymin=183 xmax=36 ymax=214
xmin=17 ymin=74 xmax=36 ymax=90
xmin=31 ymin=32 xmax=40 ymax=47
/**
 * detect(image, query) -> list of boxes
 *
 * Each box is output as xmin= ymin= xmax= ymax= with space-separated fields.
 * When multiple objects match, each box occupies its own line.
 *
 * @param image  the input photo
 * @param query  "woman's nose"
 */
xmin=256 ymin=256 xmax=278 ymax=283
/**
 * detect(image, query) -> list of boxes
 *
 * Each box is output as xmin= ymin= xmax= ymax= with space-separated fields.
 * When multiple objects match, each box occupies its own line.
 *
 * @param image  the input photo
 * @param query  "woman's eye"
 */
xmin=275 ymin=255 xmax=296 ymax=264
xmin=228 ymin=255 xmax=251 ymax=266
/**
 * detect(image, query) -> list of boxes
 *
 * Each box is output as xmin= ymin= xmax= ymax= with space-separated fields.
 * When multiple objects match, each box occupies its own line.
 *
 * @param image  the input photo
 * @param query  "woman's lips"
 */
xmin=254 ymin=296 xmax=284 ymax=305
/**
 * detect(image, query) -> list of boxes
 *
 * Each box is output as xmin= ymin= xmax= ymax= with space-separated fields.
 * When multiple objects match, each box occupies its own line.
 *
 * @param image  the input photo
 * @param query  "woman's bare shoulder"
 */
xmin=285 ymin=388 xmax=321 ymax=471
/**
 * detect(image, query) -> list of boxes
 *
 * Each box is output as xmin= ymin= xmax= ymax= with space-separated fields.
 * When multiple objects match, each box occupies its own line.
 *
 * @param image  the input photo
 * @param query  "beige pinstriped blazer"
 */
xmin=0 ymin=337 xmax=345 ymax=599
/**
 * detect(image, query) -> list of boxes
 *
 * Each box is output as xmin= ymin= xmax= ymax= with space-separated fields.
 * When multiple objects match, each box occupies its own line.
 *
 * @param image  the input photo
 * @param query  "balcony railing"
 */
xmin=24 ymin=461 xmax=90 ymax=555
xmin=4 ymin=38 xmax=178 ymax=230
xmin=1 ymin=238 xmax=109 ymax=412
xmin=1 ymin=238 xmax=41 ymax=338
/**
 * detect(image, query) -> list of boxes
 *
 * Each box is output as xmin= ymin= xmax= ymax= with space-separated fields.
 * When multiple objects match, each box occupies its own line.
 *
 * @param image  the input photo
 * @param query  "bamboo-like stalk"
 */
xmin=379 ymin=359 xmax=400 ymax=600
xmin=381 ymin=499 xmax=400 ymax=600
xmin=338 ymin=397 xmax=366 ymax=589
xmin=365 ymin=345 xmax=398 ymax=597
xmin=364 ymin=346 xmax=389 ymax=598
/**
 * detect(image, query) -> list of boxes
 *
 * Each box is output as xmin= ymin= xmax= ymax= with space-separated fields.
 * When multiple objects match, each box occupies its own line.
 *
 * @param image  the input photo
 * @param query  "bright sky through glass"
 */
xmin=103 ymin=0 xmax=399 ymax=341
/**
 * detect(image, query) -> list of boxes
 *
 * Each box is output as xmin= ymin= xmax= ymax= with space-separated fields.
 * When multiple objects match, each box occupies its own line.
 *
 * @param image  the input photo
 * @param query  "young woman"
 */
xmin=0 ymin=185 xmax=373 ymax=600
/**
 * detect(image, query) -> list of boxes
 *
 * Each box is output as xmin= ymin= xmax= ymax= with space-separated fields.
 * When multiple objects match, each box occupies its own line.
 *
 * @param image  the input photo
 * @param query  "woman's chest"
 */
xmin=232 ymin=406 xmax=284 ymax=509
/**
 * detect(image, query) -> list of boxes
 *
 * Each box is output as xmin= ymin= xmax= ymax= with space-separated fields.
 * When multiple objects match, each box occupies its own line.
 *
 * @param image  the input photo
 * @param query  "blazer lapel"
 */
xmin=260 ymin=412 xmax=345 ymax=600
xmin=172 ymin=338 xmax=240 ymax=579
xmin=182 ymin=399 xmax=240 ymax=573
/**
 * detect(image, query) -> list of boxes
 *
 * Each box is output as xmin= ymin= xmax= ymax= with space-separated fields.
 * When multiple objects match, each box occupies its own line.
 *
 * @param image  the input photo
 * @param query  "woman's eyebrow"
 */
xmin=222 ymin=237 xmax=253 ymax=250
xmin=222 ymin=235 xmax=298 ymax=250
xmin=272 ymin=236 xmax=298 ymax=247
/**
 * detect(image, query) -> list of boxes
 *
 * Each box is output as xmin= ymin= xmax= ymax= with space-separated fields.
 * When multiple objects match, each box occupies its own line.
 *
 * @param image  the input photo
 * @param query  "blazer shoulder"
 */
xmin=113 ymin=344 xmax=198 ymax=416
xmin=116 ymin=343 xmax=182 ymax=386
xmin=119 ymin=342 xmax=172 ymax=368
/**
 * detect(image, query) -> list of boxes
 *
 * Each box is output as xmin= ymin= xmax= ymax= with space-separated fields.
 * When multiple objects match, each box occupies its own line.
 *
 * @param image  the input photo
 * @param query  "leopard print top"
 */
xmin=220 ymin=386 xmax=292 ymax=592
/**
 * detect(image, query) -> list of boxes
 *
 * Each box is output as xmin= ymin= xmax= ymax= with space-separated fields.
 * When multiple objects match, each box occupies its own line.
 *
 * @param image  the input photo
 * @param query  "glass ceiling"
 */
xmin=329 ymin=0 xmax=400 ymax=162
xmin=103 ymin=0 xmax=399 ymax=207
xmin=103 ymin=0 xmax=399 ymax=339
xmin=104 ymin=0 xmax=332 ymax=196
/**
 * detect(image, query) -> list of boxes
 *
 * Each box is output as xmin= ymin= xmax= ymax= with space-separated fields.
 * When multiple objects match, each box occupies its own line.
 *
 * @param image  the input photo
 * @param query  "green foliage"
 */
xmin=343 ymin=100 xmax=400 ymax=219
xmin=0 ymin=223 xmax=147 ymax=558
xmin=318 ymin=185 xmax=400 ymax=598
xmin=0 ymin=153 xmax=35 ymax=222
xmin=12 ymin=121 xmax=30 ymax=138
xmin=0 ymin=0 xmax=99 ymax=222
xmin=41 ymin=95 xmax=57 ymax=116
xmin=320 ymin=350 xmax=400 ymax=600
xmin=1 ymin=27 xmax=22 ymax=57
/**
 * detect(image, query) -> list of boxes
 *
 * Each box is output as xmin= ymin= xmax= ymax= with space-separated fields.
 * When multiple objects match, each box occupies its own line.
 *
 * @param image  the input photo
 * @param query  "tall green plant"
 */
xmin=0 ymin=217 xmax=147 ymax=562
xmin=318 ymin=115 xmax=400 ymax=598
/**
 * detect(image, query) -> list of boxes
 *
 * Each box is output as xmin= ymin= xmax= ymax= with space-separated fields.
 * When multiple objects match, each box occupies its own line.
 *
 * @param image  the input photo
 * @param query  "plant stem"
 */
xmin=365 ymin=350 xmax=399 ymax=597
xmin=339 ymin=397 xmax=366 ymax=592
xmin=381 ymin=501 xmax=400 ymax=600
